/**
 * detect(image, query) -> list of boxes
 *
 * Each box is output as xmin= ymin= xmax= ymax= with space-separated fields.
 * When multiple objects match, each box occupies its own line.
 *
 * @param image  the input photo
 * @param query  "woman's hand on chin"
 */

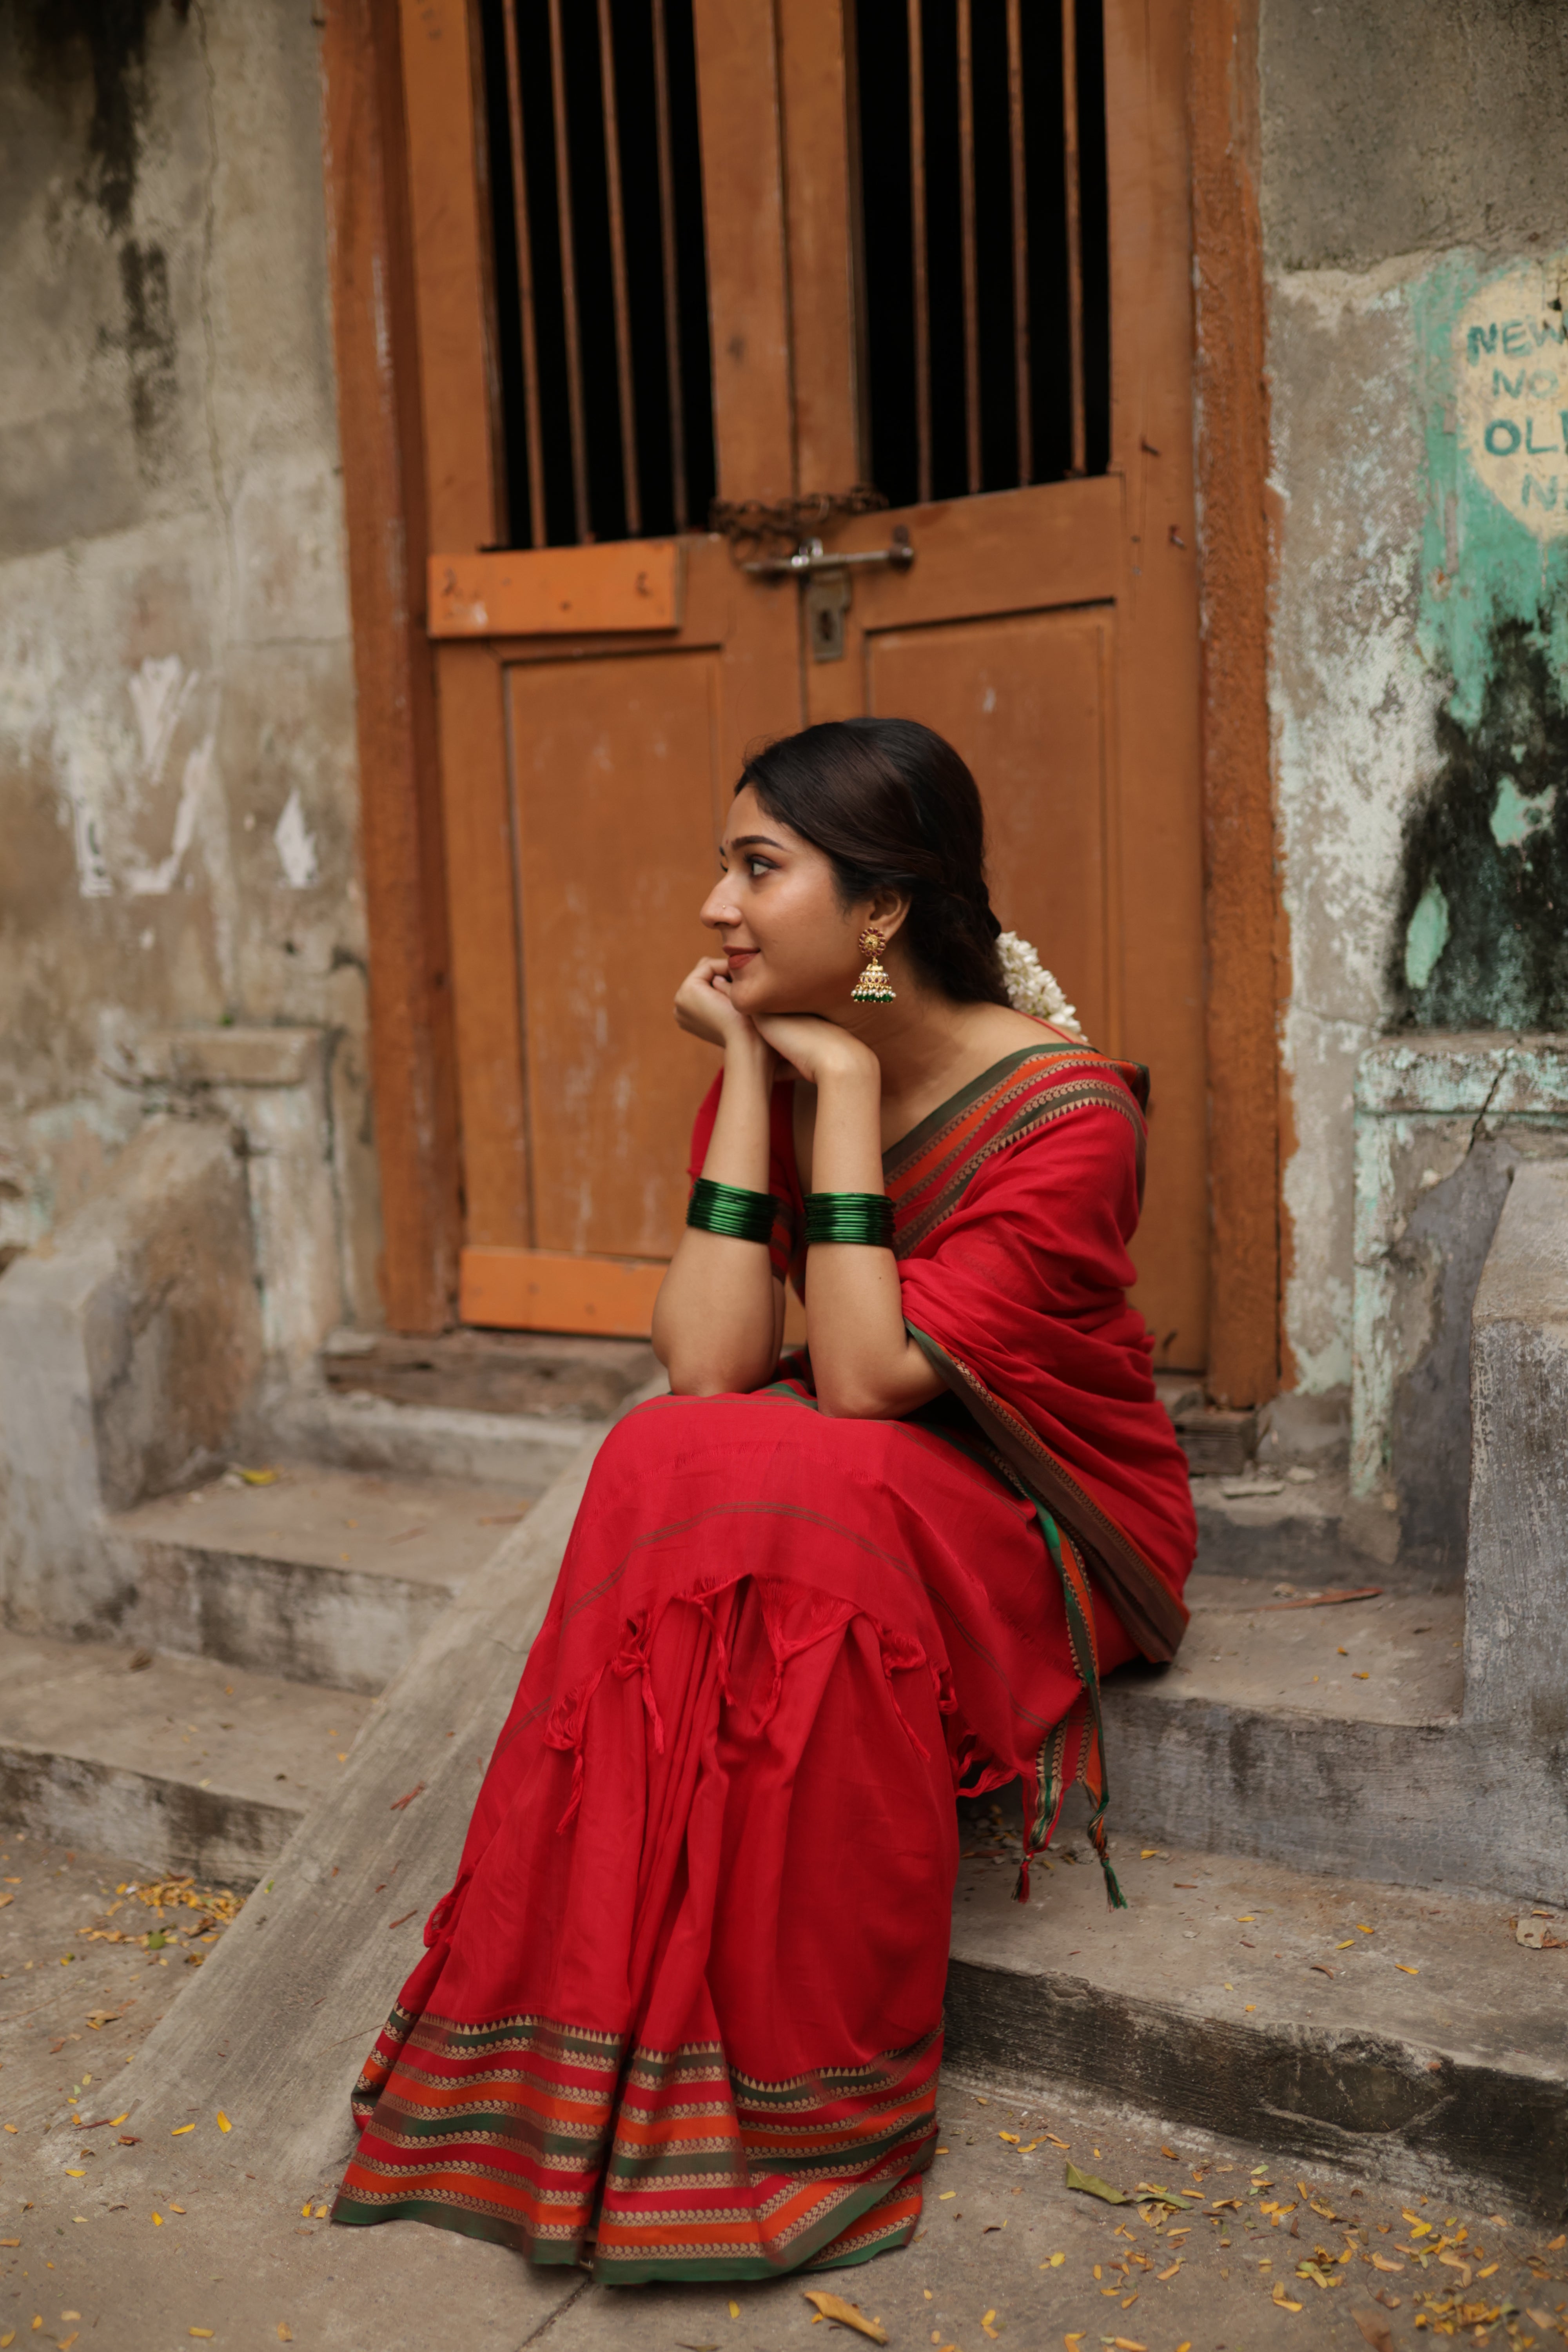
xmin=675 ymin=956 xmax=770 ymax=1061
xmin=751 ymin=1012 xmax=878 ymax=1090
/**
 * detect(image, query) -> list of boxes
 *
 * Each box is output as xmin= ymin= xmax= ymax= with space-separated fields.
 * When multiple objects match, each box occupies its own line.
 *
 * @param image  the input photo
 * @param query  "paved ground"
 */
xmin=4 ymin=1832 xmax=1567 ymax=2351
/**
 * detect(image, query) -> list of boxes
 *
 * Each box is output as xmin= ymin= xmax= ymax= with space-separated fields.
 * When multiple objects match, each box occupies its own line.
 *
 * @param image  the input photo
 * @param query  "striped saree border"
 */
xmin=905 ymin=1327 xmax=1187 ymax=1664
xmin=333 ymin=2005 xmax=940 ymax=2284
xmin=884 ymin=1048 xmax=1150 ymax=1255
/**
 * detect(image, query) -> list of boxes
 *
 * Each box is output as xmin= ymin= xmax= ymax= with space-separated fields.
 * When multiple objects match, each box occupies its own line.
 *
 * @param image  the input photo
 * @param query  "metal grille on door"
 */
xmin=476 ymin=0 xmax=1109 ymax=551
xmin=477 ymin=0 xmax=719 ymax=549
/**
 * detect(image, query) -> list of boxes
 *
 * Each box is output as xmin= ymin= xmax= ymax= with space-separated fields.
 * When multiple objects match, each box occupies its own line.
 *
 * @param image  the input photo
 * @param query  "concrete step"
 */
xmin=1191 ymin=1468 xmax=1408 ymax=1579
xmin=320 ymin=1327 xmax=659 ymax=1419
xmin=106 ymin=1463 xmax=532 ymax=1693
xmin=1103 ymin=1574 xmax=1566 ymax=1907
xmin=0 ymin=1632 xmax=373 ymax=1886
xmin=944 ymin=1826 xmax=1568 ymax=2218
xmin=263 ymin=1381 xmax=599 ymax=1493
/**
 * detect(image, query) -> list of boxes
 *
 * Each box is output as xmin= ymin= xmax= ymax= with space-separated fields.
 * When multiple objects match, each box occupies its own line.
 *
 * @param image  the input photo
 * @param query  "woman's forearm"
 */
xmin=805 ymin=1066 xmax=940 ymax=1419
xmin=652 ymin=1043 xmax=784 ymax=1395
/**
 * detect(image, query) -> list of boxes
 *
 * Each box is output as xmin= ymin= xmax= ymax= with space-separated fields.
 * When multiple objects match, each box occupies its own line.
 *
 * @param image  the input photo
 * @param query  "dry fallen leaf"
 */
xmin=1272 ymin=2284 xmax=1303 ymax=2312
xmin=1369 ymin=2253 xmax=1404 ymax=2272
xmin=217 ymin=2111 xmax=231 ymax=2133
xmin=1064 ymin=2161 xmax=1136 ymax=2205
xmin=801 ymin=2291 xmax=889 ymax=2344
xmin=235 ymin=1466 xmax=279 ymax=1485
xmin=276 ymin=2331 xmax=292 ymax=2346
xmin=1353 ymin=2312 xmax=1395 ymax=2352
xmin=1528 ymin=2309 xmax=1556 ymax=2329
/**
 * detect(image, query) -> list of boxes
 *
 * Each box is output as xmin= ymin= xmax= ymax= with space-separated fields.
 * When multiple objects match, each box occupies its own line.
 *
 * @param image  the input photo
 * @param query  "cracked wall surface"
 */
xmin=1262 ymin=0 xmax=1568 ymax=1400
xmin=0 ymin=0 xmax=380 ymax=1323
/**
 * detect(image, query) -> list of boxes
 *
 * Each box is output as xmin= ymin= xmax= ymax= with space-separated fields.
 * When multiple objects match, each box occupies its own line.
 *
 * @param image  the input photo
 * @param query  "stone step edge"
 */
xmin=0 ymin=1735 xmax=305 ymax=1890
xmin=259 ymin=1384 xmax=611 ymax=1492
xmin=1103 ymin=1686 xmax=1567 ymax=1909
xmin=943 ymin=1948 xmax=1564 ymax=2220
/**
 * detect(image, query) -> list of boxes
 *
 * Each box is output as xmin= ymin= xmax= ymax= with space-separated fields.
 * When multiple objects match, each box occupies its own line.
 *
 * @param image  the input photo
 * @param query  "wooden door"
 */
xmin=397 ymin=0 xmax=1206 ymax=1365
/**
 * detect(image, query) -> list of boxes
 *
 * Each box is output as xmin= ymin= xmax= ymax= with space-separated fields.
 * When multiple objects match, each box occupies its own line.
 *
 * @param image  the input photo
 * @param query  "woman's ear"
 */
xmin=868 ymin=888 xmax=913 ymax=945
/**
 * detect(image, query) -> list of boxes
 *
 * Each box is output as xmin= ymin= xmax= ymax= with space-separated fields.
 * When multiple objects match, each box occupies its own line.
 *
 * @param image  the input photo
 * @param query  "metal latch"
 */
xmin=740 ymin=528 xmax=915 ymax=665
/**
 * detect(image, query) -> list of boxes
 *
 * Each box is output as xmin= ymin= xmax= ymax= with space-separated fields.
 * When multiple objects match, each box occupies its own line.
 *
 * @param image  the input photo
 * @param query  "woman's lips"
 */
xmin=725 ymin=949 xmax=758 ymax=970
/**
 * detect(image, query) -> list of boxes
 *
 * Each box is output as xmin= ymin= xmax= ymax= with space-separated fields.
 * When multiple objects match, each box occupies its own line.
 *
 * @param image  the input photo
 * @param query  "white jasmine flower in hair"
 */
xmin=996 ymin=931 xmax=1087 ymax=1043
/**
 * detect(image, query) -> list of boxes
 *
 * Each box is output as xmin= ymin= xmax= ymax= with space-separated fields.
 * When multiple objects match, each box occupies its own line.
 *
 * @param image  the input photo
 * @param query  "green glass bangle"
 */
xmin=803 ymin=1190 xmax=895 ymax=1249
xmin=686 ymin=1176 xmax=777 ymax=1244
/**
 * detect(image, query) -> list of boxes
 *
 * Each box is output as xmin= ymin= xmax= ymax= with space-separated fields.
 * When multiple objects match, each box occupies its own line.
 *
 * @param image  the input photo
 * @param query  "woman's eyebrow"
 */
xmin=725 ymin=832 xmax=786 ymax=852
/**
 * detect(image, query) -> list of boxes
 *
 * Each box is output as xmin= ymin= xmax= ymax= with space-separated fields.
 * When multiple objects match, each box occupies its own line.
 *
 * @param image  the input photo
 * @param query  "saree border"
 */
xmin=905 ymin=1324 xmax=1188 ymax=1662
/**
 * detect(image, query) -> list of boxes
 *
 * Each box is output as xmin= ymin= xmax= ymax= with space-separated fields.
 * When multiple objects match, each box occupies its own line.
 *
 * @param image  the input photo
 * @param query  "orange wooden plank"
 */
xmin=461 ymin=1247 xmax=666 ymax=1336
xmin=321 ymin=0 xmax=461 ymax=1331
xmin=1101 ymin=0 xmax=1210 ymax=1376
xmin=1189 ymin=0 xmax=1281 ymax=1404
xmin=777 ymin=0 xmax=861 ymax=490
xmin=434 ymin=641 xmax=530 ymax=1247
xmin=506 ymin=650 xmax=725 ymax=1260
xmin=429 ymin=543 xmax=684 ymax=638
xmin=399 ymin=0 xmax=499 ymax=552
xmin=691 ymin=0 xmax=795 ymax=497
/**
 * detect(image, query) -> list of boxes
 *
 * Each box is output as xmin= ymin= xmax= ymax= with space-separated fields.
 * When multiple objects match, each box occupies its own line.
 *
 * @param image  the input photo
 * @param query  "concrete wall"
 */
xmin=1261 ymin=0 xmax=1568 ymax=1399
xmin=0 ymin=0 xmax=379 ymax=1325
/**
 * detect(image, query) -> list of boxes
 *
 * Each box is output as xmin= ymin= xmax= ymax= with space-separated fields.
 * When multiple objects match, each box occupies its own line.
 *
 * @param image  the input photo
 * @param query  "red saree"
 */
xmin=332 ymin=1044 xmax=1195 ymax=2282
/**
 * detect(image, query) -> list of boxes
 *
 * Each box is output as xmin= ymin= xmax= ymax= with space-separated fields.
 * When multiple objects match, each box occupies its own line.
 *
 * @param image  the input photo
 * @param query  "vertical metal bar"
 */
xmin=597 ymin=0 xmax=641 ymax=536
xmin=1006 ymin=0 xmax=1031 ymax=488
xmin=500 ymin=0 xmax=548 ymax=547
xmin=651 ymin=0 xmax=688 ymax=530
xmin=1061 ymin=0 xmax=1087 ymax=477
xmin=907 ymin=0 xmax=931 ymax=504
xmin=546 ymin=0 xmax=592 ymax=540
xmin=957 ymin=0 xmax=980 ymax=495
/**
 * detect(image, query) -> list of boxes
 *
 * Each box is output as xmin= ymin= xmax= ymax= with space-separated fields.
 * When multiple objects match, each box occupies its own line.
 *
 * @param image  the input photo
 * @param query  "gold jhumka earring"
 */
xmin=851 ymin=927 xmax=896 ymax=1004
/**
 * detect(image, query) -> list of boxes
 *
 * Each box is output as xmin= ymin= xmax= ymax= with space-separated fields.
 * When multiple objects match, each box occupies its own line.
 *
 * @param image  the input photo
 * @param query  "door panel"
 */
xmin=401 ymin=0 xmax=1206 ymax=1359
xmin=508 ymin=650 xmax=724 ymax=1261
xmin=867 ymin=607 xmax=1114 ymax=1052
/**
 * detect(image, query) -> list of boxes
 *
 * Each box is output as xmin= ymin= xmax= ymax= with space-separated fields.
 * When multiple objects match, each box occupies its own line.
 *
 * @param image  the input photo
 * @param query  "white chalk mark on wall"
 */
xmin=126 ymin=736 xmax=214 ymax=896
xmin=128 ymin=655 xmax=196 ymax=782
xmin=273 ymin=788 xmax=319 ymax=888
xmin=64 ymin=750 xmax=114 ymax=898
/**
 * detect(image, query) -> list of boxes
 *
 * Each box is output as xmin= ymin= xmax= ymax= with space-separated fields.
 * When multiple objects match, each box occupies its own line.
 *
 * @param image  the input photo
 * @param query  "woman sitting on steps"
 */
xmin=331 ymin=715 xmax=1196 ymax=2283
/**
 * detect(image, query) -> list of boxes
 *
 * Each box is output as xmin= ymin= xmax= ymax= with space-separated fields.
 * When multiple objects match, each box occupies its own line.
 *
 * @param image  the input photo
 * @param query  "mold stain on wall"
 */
xmin=12 ymin=0 xmax=191 ymax=234
xmin=1394 ymin=254 xmax=1568 ymax=1030
xmin=1392 ymin=617 xmax=1568 ymax=1027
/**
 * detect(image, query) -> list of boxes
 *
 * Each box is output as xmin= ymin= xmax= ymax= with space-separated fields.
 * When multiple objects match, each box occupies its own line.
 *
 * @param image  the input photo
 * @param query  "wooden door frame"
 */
xmin=319 ymin=0 xmax=1282 ymax=1397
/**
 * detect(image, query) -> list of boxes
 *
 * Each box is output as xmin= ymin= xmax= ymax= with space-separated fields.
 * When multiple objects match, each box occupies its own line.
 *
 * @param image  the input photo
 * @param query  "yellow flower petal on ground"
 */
xmin=171 ymin=2123 xmax=195 ymax=2136
xmin=217 ymin=2111 xmax=231 ymax=2132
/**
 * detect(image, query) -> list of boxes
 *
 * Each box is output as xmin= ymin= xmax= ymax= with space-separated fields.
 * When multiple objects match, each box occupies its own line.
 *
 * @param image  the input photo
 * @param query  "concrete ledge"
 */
xmin=140 ymin=1025 xmax=327 ymax=1091
xmin=0 ymin=1742 xmax=303 ymax=1890
xmin=945 ymin=1837 xmax=1568 ymax=2216
xmin=264 ymin=1382 xmax=598 ymax=1493
xmin=1466 ymin=1160 xmax=1568 ymax=1727
xmin=1105 ymin=1689 xmax=1568 ymax=1907
xmin=0 ymin=1634 xmax=371 ymax=1885
xmin=120 ymin=1439 xmax=601 ymax=2184
xmin=0 ymin=1118 xmax=264 ymax=1638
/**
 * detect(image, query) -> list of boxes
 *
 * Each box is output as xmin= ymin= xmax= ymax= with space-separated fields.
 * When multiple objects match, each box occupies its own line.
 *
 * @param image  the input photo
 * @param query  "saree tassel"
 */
xmin=1089 ymin=1812 xmax=1127 ymax=1910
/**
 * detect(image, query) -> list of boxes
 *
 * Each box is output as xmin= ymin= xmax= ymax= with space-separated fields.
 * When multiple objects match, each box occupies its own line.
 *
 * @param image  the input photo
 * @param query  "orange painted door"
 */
xmin=399 ymin=0 xmax=1205 ymax=1363
xmin=782 ymin=1 xmax=1206 ymax=1363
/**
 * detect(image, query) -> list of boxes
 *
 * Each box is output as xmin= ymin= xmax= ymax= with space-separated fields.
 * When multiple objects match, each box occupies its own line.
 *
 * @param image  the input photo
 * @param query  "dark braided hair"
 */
xmin=737 ymin=719 xmax=1008 ymax=1006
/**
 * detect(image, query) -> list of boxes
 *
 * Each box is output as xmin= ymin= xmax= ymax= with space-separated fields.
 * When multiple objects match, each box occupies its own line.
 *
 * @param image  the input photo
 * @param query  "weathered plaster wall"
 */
xmin=0 ymin=0 xmax=379 ymax=1323
xmin=1261 ymin=0 xmax=1568 ymax=1398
